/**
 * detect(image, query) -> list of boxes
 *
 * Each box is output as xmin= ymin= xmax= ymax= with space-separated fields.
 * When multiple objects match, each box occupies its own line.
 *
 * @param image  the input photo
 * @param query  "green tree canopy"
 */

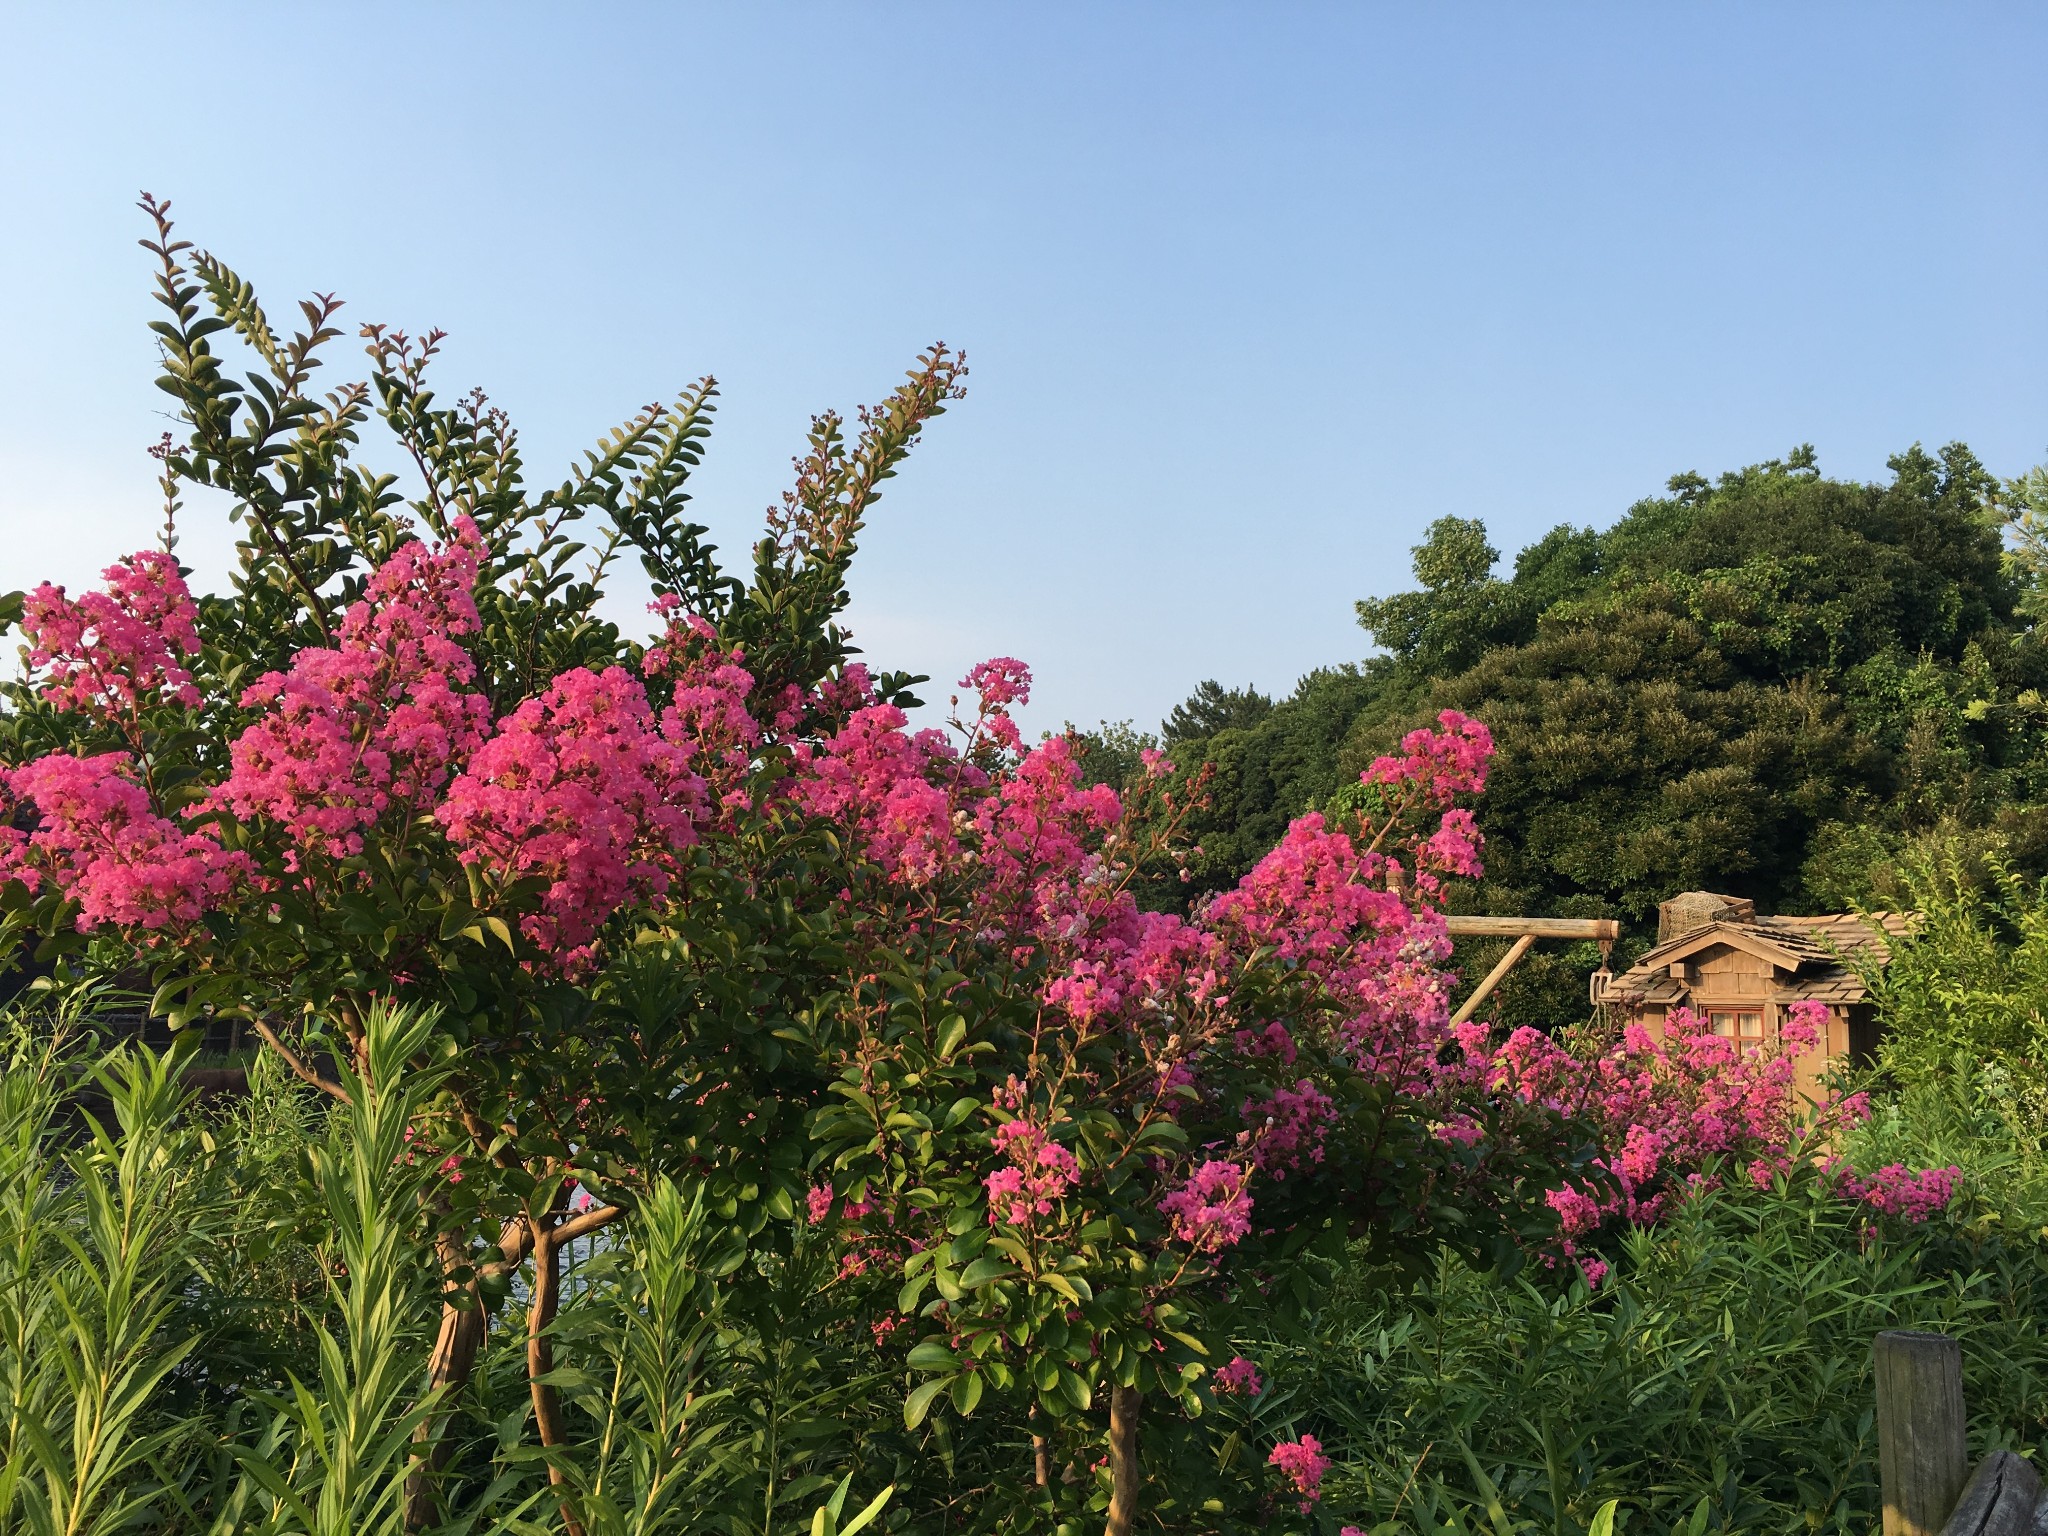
xmin=1142 ymin=443 xmax=2048 ymax=1023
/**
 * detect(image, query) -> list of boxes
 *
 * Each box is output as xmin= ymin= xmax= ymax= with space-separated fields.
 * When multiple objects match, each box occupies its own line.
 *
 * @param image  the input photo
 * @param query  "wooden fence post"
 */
xmin=1875 ymin=1329 xmax=1969 ymax=1536
xmin=1940 ymin=1451 xmax=2042 ymax=1536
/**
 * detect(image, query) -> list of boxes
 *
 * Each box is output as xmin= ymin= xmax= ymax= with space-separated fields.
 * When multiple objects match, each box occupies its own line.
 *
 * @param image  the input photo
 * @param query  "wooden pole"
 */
xmin=1450 ymin=933 xmax=1536 ymax=1026
xmin=1443 ymin=917 xmax=1622 ymax=941
xmin=1875 ymin=1330 xmax=1969 ymax=1536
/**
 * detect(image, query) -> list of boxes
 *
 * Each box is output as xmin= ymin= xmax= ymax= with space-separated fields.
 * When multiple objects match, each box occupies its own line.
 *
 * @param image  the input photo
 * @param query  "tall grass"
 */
xmin=6 ymin=957 xmax=2047 ymax=1535
xmin=0 ymin=1004 xmax=903 ymax=1536
xmin=1238 ymin=1169 xmax=2048 ymax=1536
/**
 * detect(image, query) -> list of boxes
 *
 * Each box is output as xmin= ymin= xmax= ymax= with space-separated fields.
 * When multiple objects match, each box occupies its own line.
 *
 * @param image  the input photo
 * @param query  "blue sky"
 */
xmin=3 ymin=4 xmax=2043 ymax=734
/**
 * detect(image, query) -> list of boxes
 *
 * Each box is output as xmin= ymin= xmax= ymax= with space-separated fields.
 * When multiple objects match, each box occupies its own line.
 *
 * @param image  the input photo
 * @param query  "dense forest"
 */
xmin=1094 ymin=443 xmax=2048 ymax=1022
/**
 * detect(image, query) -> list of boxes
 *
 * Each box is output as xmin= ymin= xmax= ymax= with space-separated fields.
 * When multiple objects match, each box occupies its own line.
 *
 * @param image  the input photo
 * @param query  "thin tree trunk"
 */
xmin=1105 ymin=1383 xmax=1141 ymax=1536
xmin=527 ymin=1216 xmax=586 ymax=1536
xmin=1031 ymin=1404 xmax=1052 ymax=1488
xmin=405 ymin=1216 xmax=529 ymax=1530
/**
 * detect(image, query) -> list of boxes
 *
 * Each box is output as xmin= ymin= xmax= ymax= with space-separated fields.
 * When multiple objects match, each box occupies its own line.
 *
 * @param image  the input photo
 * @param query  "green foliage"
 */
xmin=0 ymin=1003 xmax=911 ymax=1536
xmin=1252 ymin=1173 xmax=2048 ymax=1536
xmin=1161 ymin=683 xmax=1274 ymax=747
xmin=1861 ymin=845 xmax=2048 ymax=1088
xmin=1153 ymin=443 xmax=2048 ymax=1024
xmin=1063 ymin=720 xmax=1162 ymax=791
xmin=0 ymin=1023 xmax=207 ymax=1536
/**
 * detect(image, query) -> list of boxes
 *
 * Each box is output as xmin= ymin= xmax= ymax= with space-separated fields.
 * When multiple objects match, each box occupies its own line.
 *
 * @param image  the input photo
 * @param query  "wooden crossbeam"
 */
xmin=1444 ymin=916 xmax=1625 ymax=1024
xmin=1444 ymin=916 xmax=1621 ymax=942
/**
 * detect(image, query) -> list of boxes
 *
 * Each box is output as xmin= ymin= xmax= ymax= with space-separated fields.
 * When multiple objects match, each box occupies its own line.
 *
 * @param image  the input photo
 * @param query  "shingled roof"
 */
xmin=1604 ymin=894 xmax=1911 ymax=1011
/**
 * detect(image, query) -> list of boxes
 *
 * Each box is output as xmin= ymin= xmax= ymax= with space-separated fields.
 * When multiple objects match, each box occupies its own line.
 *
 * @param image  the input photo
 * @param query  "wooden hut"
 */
xmin=1601 ymin=891 xmax=1909 ymax=1101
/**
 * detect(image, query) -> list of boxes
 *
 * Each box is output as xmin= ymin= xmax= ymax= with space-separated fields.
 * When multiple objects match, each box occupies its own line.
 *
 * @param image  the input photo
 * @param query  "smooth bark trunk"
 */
xmin=404 ymin=1217 xmax=529 ymax=1530
xmin=526 ymin=1218 xmax=586 ymax=1536
xmin=1104 ymin=1384 xmax=1141 ymax=1536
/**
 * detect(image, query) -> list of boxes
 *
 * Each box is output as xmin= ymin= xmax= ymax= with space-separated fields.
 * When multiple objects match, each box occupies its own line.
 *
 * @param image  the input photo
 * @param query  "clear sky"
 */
xmin=3 ymin=4 xmax=2043 ymax=735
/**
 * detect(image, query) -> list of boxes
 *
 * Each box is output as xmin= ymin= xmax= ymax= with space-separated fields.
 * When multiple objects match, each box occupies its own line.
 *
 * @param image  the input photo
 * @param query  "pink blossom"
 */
xmin=21 ymin=550 xmax=203 ymax=718
xmin=438 ymin=665 xmax=708 ymax=964
xmin=1496 ymin=1000 xmax=1877 ymax=1241
xmin=807 ymin=1183 xmax=836 ymax=1225
xmin=1212 ymin=1356 xmax=1264 ymax=1396
xmin=1834 ymin=1162 xmax=1960 ymax=1222
xmin=985 ymin=1115 xmax=1080 ymax=1227
xmin=1158 ymin=1159 xmax=1253 ymax=1253
xmin=213 ymin=523 xmax=491 ymax=859
xmin=1249 ymin=1079 xmax=1338 ymax=1177
xmin=1268 ymin=1434 xmax=1331 ymax=1509
xmin=790 ymin=704 xmax=958 ymax=885
xmin=2 ymin=753 xmax=248 ymax=929
xmin=960 ymin=657 xmax=1031 ymax=709
xmin=1364 ymin=709 xmax=1493 ymax=802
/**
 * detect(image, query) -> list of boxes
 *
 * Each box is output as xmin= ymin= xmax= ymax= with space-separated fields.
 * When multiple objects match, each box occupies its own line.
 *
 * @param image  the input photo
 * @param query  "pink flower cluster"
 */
xmin=212 ymin=523 xmax=492 ymax=861
xmin=1209 ymin=812 xmax=1454 ymax=1082
xmin=781 ymin=695 xmax=1509 ymax=1274
xmin=960 ymin=656 xmax=1031 ymax=710
xmin=1490 ymin=1003 xmax=1833 ymax=1234
xmin=1833 ymin=1162 xmax=1960 ymax=1222
xmin=984 ymin=1116 xmax=1080 ymax=1228
xmin=438 ymin=665 xmax=709 ymax=964
xmin=1212 ymin=1356 xmax=1264 ymax=1396
xmin=0 ymin=753 xmax=248 ymax=930
xmin=791 ymin=705 xmax=962 ymax=885
xmin=1158 ymin=1159 xmax=1253 ymax=1253
xmin=1247 ymin=1078 xmax=1338 ymax=1177
xmin=646 ymin=610 xmax=767 ymax=795
xmin=1268 ymin=1433 xmax=1331 ymax=1510
xmin=20 ymin=550 xmax=203 ymax=718
xmin=1365 ymin=709 xmax=1493 ymax=802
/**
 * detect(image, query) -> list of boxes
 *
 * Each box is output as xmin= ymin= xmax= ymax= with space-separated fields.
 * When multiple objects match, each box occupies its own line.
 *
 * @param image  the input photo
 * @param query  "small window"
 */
xmin=1708 ymin=1010 xmax=1765 ymax=1055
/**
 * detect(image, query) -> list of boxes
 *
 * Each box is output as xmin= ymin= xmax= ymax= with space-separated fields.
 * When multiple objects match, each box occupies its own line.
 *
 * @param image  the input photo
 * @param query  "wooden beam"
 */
xmin=1445 ymin=917 xmax=1622 ymax=942
xmin=1450 ymin=933 xmax=1536 ymax=1026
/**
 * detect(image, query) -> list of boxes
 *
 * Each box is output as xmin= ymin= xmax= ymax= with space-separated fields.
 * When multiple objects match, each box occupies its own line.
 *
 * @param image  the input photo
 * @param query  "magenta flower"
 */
xmin=214 ymin=522 xmax=491 ymax=860
xmin=1158 ymin=1159 xmax=1253 ymax=1254
xmin=2 ymin=753 xmax=248 ymax=930
xmin=439 ymin=665 xmax=708 ymax=966
xmin=1268 ymin=1433 xmax=1331 ymax=1509
xmin=984 ymin=1116 xmax=1080 ymax=1228
xmin=22 ymin=549 xmax=203 ymax=719
xmin=1212 ymin=1356 xmax=1264 ymax=1396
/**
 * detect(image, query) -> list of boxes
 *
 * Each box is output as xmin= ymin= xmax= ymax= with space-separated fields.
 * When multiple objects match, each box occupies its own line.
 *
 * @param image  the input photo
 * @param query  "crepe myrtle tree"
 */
xmin=782 ymin=681 xmax=1606 ymax=1533
xmin=0 ymin=201 xmax=1624 ymax=1535
xmin=0 ymin=198 xmax=964 ymax=1530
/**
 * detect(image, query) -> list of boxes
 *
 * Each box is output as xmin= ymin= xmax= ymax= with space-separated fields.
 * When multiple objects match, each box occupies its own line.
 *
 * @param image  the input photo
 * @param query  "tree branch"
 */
xmin=250 ymin=1019 xmax=351 ymax=1104
xmin=554 ymin=1203 xmax=625 ymax=1245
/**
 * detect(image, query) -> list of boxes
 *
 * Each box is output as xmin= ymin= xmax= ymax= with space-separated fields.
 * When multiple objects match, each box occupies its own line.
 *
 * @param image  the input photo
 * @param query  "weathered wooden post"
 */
xmin=1875 ymin=1330 xmax=1969 ymax=1536
xmin=1940 ymin=1451 xmax=2042 ymax=1536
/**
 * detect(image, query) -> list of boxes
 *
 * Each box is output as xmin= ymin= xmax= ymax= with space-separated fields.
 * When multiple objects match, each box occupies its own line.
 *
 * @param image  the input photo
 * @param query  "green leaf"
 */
xmin=1056 ymin=1368 xmax=1092 ymax=1411
xmin=906 ymin=1340 xmax=958 ymax=1373
xmin=950 ymin=1371 xmax=984 ymax=1414
xmin=903 ymin=1378 xmax=949 ymax=1429
xmin=960 ymin=1255 xmax=1015 ymax=1289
